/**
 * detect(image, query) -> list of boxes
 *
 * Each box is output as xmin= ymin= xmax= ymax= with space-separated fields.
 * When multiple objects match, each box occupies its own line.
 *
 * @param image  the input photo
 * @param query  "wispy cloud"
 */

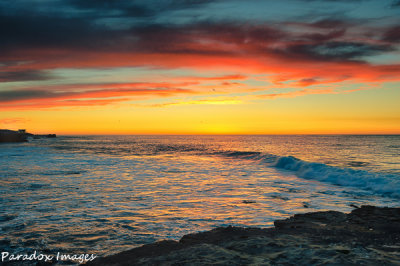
xmin=139 ymin=98 xmax=243 ymax=108
xmin=256 ymin=87 xmax=368 ymax=99
xmin=0 ymin=0 xmax=399 ymax=110
xmin=0 ymin=117 xmax=30 ymax=125
xmin=0 ymin=81 xmax=198 ymax=109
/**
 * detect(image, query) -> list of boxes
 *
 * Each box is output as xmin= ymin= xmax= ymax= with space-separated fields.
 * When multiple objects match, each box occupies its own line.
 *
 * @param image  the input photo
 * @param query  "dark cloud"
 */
xmin=0 ymin=0 xmax=397 ymax=69
xmin=383 ymin=25 xmax=400 ymax=43
xmin=67 ymin=0 xmax=216 ymax=18
xmin=309 ymin=19 xmax=350 ymax=28
xmin=0 ymin=3 xmax=214 ymax=54
xmin=298 ymin=0 xmax=364 ymax=2
xmin=0 ymin=15 xmax=395 ymax=66
xmin=282 ymin=42 xmax=393 ymax=62
xmin=0 ymin=70 xmax=53 ymax=82
xmin=130 ymin=23 xmax=393 ymax=63
xmin=67 ymin=0 xmax=155 ymax=17
xmin=0 ymin=12 xmax=119 ymax=51
xmin=301 ymin=29 xmax=346 ymax=42
xmin=128 ymin=22 xmax=285 ymax=55
xmin=391 ymin=0 xmax=400 ymax=7
xmin=0 ymin=90 xmax=53 ymax=102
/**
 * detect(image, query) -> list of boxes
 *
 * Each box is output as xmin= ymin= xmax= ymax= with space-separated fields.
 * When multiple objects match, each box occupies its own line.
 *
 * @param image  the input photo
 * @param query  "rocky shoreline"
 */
xmin=0 ymin=129 xmax=56 ymax=143
xmin=89 ymin=205 xmax=400 ymax=265
xmin=0 ymin=129 xmax=29 ymax=142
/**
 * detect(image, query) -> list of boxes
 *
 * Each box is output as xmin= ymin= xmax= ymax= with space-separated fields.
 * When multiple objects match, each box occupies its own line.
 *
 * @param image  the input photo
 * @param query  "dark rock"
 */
xmin=179 ymin=226 xmax=269 ymax=246
xmin=0 ymin=129 xmax=27 ymax=142
xmin=274 ymin=210 xmax=347 ymax=229
xmin=90 ymin=240 xmax=182 ymax=266
xmin=88 ymin=206 xmax=400 ymax=265
xmin=242 ymin=200 xmax=256 ymax=204
xmin=347 ymin=205 xmax=400 ymax=233
xmin=0 ymin=129 xmax=55 ymax=143
xmin=33 ymin=134 xmax=57 ymax=139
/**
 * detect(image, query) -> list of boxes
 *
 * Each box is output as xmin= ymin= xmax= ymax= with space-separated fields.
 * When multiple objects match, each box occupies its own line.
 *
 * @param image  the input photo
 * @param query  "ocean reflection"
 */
xmin=0 ymin=135 xmax=399 ymax=257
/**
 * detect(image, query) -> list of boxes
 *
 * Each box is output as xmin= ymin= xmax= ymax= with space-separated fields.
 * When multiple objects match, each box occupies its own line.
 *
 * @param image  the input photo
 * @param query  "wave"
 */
xmin=217 ymin=151 xmax=278 ymax=163
xmin=219 ymin=151 xmax=400 ymax=198
xmin=43 ymin=136 xmax=400 ymax=198
xmin=273 ymin=155 xmax=400 ymax=198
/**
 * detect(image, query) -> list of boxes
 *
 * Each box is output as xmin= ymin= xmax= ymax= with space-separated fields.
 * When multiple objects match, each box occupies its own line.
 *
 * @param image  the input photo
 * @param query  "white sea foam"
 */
xmin=272 ymin=156 xmax=400 ymax=198
xmin=1 ymin=135 xmax=399 ymax=257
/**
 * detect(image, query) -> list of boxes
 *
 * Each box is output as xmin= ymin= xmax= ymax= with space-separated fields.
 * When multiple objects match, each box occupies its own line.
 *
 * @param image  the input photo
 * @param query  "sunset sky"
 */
xmin=1 ymin=0 xmax=399 ymax=134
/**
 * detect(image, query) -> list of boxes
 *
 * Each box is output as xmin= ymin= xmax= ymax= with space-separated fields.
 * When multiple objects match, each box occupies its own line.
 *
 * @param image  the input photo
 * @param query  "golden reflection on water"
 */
xmin=89 ymin=153 xmax=381 ymax=238
xmin=1 ymin=135 xmax=399 ymax=256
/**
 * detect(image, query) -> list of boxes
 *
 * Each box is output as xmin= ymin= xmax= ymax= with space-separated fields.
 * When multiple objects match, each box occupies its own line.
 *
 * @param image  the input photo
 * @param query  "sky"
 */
xmin=0 ymin=0 xmax=399 ymax=134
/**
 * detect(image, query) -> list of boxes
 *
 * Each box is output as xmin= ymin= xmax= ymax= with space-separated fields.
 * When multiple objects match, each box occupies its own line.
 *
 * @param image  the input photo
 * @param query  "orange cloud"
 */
xmin=0 ymin=117 xmax=30 ymax=124
xmin=2 ymin=21 xmax=400 ymax=110
xmin=257 ymin=87 xmax=368 ymax=99
xmin=139 ymin=98 xmax=243 ymax=108
xmin=0 ymin=81 xmax=199 ymax=110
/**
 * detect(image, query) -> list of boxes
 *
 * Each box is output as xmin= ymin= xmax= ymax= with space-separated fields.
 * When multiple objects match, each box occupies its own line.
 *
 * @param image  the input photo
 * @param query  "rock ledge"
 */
xmin=89 ymin=206 xmax=400 ymax=265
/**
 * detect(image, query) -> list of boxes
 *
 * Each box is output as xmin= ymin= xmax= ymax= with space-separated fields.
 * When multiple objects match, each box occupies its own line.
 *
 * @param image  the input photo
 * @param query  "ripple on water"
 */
xmin=1 ymin=135 xmax=399 ymax=257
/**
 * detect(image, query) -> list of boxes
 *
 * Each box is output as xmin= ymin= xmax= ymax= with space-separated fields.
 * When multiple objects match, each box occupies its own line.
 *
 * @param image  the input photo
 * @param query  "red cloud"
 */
xmin=1 ymin=21 xmax=400 ymax=109
xmin=0 ymin=81 xmax=198 ymax=109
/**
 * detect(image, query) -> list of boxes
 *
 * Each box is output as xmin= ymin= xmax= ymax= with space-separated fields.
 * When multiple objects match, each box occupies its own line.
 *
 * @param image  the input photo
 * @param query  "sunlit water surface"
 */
xmin=0 ymin=135 xmax=399 ymax=258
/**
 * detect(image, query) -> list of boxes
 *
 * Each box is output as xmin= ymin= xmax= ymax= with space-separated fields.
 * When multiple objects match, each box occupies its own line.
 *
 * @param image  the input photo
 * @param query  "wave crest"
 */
xmin=273 ymin=156 xmax=400 ymax=198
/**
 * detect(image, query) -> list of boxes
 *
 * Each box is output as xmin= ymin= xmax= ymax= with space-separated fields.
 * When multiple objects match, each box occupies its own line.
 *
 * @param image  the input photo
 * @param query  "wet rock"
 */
xmin=33 ymin=134 xmax=57 ymax=139
xmin=274 ymin=210 xmax=347 ymax=229
xmin=91 ymin=240 xmax=181 ymax=266
xmin=89 ymin=206 xmax=400 ymax=265
xmin=242 ymin=200 xmax=256 ymax=204
xmin=0 ymin=129 xmax=27 ymax=142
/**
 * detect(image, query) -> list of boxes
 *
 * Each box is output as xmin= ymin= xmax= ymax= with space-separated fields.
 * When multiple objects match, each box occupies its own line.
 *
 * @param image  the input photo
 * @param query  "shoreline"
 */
xmin=89 ymin=205 xmax=400 ymax=265
xmin=0 ymin=129 xmax=56 ymax=143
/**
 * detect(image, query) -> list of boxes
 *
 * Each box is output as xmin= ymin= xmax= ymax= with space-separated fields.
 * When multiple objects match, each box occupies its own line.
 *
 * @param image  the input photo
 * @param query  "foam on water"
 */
xmin=214 ymin=150 xmax=400 ymax=198
xmin=272 ymin=155 xmax=400 ymax=198
xmin=0 ymin=135 xmax=399 ymax=258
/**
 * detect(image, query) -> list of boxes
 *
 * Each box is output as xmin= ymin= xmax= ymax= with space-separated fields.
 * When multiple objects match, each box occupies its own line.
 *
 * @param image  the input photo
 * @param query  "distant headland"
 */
xmin=0 ymin=129 xmax=56 ymax=143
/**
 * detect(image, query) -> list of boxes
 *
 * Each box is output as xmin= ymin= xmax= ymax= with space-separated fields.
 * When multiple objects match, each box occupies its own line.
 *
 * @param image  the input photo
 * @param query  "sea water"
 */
xmin=0 ymin=135 xmax=399 ymax=257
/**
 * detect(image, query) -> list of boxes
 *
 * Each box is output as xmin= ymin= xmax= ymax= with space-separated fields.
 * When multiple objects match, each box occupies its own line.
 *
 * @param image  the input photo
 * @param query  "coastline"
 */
xmin=0 ymin=129 xmax=56 ymax=143
xmin=89 ymin=205 xmax=400 ymax=265
xmin=0 ymin=129 xmax=28 ymax=143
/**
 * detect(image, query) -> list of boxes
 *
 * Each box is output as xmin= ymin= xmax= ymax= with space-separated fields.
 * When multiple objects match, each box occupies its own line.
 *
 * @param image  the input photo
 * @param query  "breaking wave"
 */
xmin=272 ymin=155 xmax=400 ymax=198
xmin=219 ymin=151 xmax=400 ymax=198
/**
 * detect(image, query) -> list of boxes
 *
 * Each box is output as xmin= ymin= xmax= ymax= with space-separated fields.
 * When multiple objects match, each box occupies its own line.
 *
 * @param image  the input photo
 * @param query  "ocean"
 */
xmin=1 ymin=135 xmax=399 ymax=258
